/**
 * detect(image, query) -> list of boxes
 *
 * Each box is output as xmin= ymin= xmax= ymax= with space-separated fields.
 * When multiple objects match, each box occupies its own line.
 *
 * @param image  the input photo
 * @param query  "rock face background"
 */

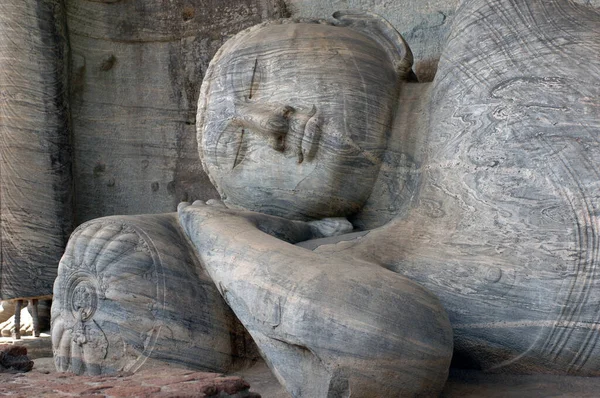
xmin=68 ymin=0 xmax=463 ymax=225
xmin=0 ymin=0 xmax=72 ymax=300
xmin=0 ymin=0 xmax=286 ymax=300
xmin=51 ymin=0 xmax=600 ymax=225
xmin=1 ymin=0 xmax=599 ymax=298
xmin=68 ymin=0 xmax=288 ymax=224
xmin=285 ymin=0 xmax=459 ymax=82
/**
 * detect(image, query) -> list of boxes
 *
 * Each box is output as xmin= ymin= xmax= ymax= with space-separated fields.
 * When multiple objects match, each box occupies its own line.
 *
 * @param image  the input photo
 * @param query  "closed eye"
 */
xmin=248 ymin=58 xmax=260 ymax=100
xmin=232 ymin=128 xmax=246 ymax=170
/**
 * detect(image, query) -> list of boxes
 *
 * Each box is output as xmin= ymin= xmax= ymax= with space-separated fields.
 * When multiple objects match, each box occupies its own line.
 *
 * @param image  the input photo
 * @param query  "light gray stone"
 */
xmin=191 ymin=0 xmax=600 ymax=383
xmin=0 ymin=0 xmax=285 ymax=304
xmin=307 ymin=0 xmax=600 ymax=376
xmin=285 ymin=0 xmax=600 ymax=81
xmin=66 ymin=0 xmax=287 ymax=224
xmin=178 ymin=201 xmax=454 ymax=397
xmin=50 ymin=0 xmax=600 ymax=396
xmin=197 ymin=14 xmax=413 ymax=221
xmin=284 ymin=0 xmax=458 ymax=82
xmin=51 ymin=213 xmax=258 ymax=375
xmin=0 ymin=0 xmax=73 ymax=300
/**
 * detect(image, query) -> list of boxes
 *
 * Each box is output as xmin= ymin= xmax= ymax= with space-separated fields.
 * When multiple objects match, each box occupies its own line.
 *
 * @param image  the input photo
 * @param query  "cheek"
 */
xmin=230 ymin=148 xmax=318 ymax=188
xmin=212 ymin=124 xmax=243 ymax=170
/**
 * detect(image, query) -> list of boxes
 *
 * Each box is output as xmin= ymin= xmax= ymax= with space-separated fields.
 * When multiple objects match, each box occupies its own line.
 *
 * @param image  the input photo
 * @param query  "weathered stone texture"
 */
xmin=284 ymin=0 xmax=459 ymax=81
xmin=198 ymin=18 xmax=407 ymax=220
xmin=423 ymin=0 xmax=600 ymax=374
xmin=52 ymin=213 xmax=258 ymax=376
xmin=52 ymin=0 xmax=600 ymax=394
xmin=0 ymin=0 xmax=73 ymax=300
xmin=0 ymin=0 xmax=286 ymax=300
xmin=67 ymin=0 xmax=287 ymax=224
xmin=324 ymin=0 xmax=600 ymax=376
xmin=285 ymin=0 xmax=600 ymax=81
xmin=179 ymin=202 xmax=454 ymax=397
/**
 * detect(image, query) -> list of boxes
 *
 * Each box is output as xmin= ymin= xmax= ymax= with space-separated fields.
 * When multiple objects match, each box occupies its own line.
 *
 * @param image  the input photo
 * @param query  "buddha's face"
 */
xmin=198 ymin=22 xmax=398 ymax=220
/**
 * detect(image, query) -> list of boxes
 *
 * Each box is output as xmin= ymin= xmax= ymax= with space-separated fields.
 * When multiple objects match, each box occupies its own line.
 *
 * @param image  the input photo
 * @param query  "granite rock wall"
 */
xmin=68 ymin=0 xmax=288 ymax=224
xmin=71 ymin=0 xmax=600 ymax=224
xmin=2 ymin=0 xmax=599 ymax=300
xmin=0 ymin=0 xmax=72 ymax=299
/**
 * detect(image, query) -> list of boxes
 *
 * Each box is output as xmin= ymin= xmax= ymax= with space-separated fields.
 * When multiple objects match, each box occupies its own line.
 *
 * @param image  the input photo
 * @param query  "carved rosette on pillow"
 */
xmin=52 ymin=213 xmax=255 ymax=376
xmin=52 ymin=221 xmax=164 ymax=375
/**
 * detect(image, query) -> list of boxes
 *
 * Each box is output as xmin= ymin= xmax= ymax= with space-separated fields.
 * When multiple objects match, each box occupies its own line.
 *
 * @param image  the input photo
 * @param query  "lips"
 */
xmin=222 ymin=104 xmax=322 ymax=169
xmin=299 ymin=106 xmax=321 ymax=163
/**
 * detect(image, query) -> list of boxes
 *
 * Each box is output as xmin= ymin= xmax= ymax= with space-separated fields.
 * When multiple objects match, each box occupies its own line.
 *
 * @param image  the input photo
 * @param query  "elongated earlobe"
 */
xmin=332 ymin=10 xmax=417 ymax=82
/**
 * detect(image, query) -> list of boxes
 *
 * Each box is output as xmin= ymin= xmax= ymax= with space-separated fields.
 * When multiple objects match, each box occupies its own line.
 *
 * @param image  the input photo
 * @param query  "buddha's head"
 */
xmin=197 ymin=11 xmax=414 ymax=220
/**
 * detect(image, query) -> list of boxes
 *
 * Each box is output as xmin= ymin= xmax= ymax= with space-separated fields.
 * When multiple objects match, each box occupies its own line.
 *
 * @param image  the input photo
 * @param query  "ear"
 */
xmin=332 ymin=10 xmax=417 ymax=82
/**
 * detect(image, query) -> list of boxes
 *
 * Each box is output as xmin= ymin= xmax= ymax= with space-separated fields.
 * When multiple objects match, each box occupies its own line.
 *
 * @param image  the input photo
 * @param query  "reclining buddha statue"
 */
xmin=52 ymin=0 xmax=600 ymax=396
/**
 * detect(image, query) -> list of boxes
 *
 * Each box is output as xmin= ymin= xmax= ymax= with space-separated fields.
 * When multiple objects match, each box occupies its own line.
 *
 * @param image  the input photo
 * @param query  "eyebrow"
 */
xmin=248 ymin=58 xmax=259 ymax=99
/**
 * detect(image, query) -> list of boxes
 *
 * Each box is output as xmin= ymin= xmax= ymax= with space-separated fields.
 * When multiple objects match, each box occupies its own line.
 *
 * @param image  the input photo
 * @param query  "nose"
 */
xmin=234 ymin=103 xmax=294 ymax=151
xmin=233 ymin=102 xmax=320 ymax=163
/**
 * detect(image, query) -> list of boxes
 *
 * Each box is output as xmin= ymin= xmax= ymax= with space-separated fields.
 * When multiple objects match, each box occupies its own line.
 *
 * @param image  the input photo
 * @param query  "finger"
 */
xmin=206 ymin=199 xmax=227 ymax=208
xmin=308 ymin=217 xmax=353 ymax=237
xmin=177 ymin=201 xmax=191 ymax=212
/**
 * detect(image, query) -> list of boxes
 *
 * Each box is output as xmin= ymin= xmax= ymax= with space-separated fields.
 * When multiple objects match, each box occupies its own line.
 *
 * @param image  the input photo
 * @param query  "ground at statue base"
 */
xmin=241 ymin=363 xmax=600 ymax=398
xmin=2 ymin=336 xmax=600 ymax=397
xmin=0 ymin=357 xmax=259 ymax=398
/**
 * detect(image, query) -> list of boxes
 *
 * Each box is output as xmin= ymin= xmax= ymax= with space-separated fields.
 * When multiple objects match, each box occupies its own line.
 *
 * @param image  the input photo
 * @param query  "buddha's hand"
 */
xmin=177 ymin=200 xmax=352 ymax=252
xmin=306 ymin=217 xmax=353 ymax=238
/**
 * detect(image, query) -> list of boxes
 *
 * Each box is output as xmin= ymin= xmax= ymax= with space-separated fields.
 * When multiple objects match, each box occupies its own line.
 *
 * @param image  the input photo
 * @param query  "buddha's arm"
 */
xmin=177 ymin=200 xmax=453 ymax=397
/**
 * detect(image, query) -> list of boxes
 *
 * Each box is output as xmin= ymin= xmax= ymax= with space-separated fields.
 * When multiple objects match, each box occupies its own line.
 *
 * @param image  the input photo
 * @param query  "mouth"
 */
xmin=222 ymin=105 xmax=322 ymax=170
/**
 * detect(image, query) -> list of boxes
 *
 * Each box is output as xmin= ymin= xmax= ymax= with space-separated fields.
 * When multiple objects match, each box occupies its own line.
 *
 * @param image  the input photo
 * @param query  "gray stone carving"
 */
xmin=66 ymin=0 xmax=287 ymax=223
xmin=0 ymin=0 xmax=287 ymax=303
xmin=193 ymin=0 xmax=600 ymax=381
xmin=51 ymin=0 xmax=600 ymax=396
xmin=198 ymin=13 xmax=413 ymax=221
xmin=52 ymin=214 xmax=257 ymax=375
xmin=190 ymin=14 xmax=454 ymax=396
xmin=178 ymin=201 xmax=453 ymax=397
xmin=386 ymin=0 xmax=600 ymax=375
